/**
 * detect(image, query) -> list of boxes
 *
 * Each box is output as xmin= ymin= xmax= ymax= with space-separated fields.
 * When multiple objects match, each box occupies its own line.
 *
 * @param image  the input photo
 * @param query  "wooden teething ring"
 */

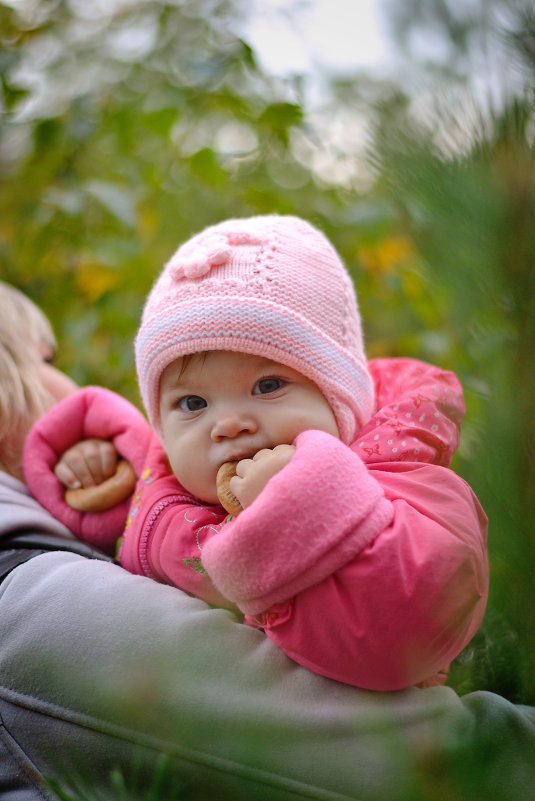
xmin=216 ymin=461 xmax=243 ymax=517
xmin=65 ymin=459 xmax=137 ymax=512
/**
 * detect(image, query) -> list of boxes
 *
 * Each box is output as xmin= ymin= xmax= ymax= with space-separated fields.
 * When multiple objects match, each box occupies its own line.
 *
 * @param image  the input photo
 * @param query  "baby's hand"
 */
xmin=229 ymin=444 xmax=295 ymax=509
xmin=54 ymin=438 xmax=118 ymax=489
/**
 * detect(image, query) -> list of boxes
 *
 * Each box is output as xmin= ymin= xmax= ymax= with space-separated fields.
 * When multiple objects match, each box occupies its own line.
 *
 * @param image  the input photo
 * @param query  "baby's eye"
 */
xmin=178 ymin=395 xmax=207 ymax=412
xmin=253 ymin=377 xmax=284 ymax=395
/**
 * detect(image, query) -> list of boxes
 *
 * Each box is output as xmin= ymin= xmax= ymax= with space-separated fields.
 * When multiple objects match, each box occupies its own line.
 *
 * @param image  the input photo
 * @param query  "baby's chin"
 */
xmin=203 ymin=491 xmax=220 ymax=506
xmin=180 ymin=480 xmax=219 ymax=507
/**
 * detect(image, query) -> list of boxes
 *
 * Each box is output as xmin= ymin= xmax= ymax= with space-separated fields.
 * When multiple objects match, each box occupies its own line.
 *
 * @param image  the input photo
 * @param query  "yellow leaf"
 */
xmin=76 ymin=265 xmax=118 ymax=302
xmin=358 ymin=235 xmax=415 ymax=274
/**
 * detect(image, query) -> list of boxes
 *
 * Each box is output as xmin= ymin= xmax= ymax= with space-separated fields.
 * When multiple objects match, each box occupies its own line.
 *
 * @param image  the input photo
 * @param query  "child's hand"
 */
xmin=54 ymin=439 xmax=118 ymax=490
xmin=229 ymin=444 xmax=295 ymax=509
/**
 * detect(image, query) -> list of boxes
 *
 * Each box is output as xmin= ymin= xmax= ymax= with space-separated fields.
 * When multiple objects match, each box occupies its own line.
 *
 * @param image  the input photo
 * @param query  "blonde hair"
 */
xmin=0 ymin=282 xmax=57 ymax=472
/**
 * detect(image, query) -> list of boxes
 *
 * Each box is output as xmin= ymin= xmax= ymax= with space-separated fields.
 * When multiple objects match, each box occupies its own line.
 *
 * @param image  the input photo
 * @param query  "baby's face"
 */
xmin=159 ymin=350 xmax=339 ymax=504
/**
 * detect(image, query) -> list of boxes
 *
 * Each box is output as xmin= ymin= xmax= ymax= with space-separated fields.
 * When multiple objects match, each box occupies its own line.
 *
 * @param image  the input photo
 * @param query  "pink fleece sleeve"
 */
xmin=201 ymin=430 xmax=394 ymax=614
xmin=23 ymin=387 xmax=153 ymax=552
xmin=260 ymin=462 xmax=488 ymax=690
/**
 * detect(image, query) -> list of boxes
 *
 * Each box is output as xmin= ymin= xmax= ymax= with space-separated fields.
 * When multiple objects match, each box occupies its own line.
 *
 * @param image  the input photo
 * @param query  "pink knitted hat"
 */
xmin=136 ymin=215 xmax=374 ymax=444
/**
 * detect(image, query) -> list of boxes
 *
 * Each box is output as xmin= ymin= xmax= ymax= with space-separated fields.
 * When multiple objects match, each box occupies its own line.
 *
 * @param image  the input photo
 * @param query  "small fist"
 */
xmin=229 ymin=444 xmax=295 ymax=508
xmin=54 ymin=438 xmax=118 ymax=489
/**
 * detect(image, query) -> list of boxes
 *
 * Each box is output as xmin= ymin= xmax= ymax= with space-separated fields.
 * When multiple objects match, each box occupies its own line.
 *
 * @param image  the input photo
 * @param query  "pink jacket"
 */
xmin=24 ymin=358 xmax=488 ymax=691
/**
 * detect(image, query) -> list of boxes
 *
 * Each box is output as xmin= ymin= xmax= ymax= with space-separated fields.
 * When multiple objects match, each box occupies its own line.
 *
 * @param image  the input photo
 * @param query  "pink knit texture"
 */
xmin=136 ymin=215 xmax=374 ymax=444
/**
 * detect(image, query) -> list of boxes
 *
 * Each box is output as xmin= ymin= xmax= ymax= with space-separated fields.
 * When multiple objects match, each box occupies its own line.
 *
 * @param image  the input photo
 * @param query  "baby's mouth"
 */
xmin=221 ymin=452 xmax=255 ymax=466
xmin=220 ymin=445 xmax=269 ymax=466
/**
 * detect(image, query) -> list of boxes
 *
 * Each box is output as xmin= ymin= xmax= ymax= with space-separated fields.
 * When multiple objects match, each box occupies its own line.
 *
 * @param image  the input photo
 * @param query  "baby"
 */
xmin=24 ymin=215 xmax=488 ymax=690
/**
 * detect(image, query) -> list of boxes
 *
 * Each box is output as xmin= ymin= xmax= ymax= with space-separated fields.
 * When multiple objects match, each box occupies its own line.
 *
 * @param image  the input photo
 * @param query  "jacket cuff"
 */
xmin=23 ymin=386 xmax=153 ymax=551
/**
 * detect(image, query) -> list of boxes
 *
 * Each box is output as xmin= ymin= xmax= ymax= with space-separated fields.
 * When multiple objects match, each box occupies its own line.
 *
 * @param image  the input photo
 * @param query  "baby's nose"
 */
xmin=211 ymin=410 xmax=258 ymax=440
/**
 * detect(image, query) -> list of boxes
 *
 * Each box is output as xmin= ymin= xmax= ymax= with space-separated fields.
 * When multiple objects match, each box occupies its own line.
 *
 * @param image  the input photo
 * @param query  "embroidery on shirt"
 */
xmin=362 ymin=443 xmax=381 ymax=456
xmin=183 ymin=508 xmax=226 ymax=576
xmin=412 ymin=393 xmax=432 ymax=408
xmin=125 ymin=467 xmax=154 ymax=529
xmin=387 ymin=415 xmax=404 ymax=435
xmin=183 ymin=557 xmax=209 ymax=576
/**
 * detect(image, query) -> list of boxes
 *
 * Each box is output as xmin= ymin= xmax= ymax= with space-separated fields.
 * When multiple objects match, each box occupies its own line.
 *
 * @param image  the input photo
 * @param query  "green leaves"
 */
xmin=85 ymin=180 xmax=137 ymax=228
xmin=189 ymin=148 xmax=228 ymax=187
xmin=257 ymin=102 xmax=304 ymax=145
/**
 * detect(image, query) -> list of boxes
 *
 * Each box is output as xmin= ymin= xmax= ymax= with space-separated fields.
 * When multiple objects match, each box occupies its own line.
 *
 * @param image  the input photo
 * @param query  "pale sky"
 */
xmin=243 ymin=0 xmax=391 ymax=77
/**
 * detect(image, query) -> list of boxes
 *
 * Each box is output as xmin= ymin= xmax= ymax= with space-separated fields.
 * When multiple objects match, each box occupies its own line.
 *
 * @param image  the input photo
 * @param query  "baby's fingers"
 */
xmin=54 ymin=460 xmax=84 ymax=490
xmin=251 ymin=444 xmax=296 ymax=466
xmin=54 ymin=439 xmax=118 ymax=489
xmin=231 ymin=445 xmax=296 ymax=508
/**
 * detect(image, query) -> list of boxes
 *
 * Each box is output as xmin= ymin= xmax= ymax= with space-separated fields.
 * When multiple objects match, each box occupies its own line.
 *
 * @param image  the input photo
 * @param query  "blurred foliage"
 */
xmin=1 ymin=0 xmax=535 ymax=710
xmin=367 ymin=0 xmax=535 ymax=705
xmin=46 ymin=755 xmax=187 ymax=801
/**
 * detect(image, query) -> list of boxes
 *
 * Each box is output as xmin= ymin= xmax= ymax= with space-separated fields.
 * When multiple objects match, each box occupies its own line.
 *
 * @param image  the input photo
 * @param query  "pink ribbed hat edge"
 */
xmin=136 ymin=215 xmax=374 ymax=444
